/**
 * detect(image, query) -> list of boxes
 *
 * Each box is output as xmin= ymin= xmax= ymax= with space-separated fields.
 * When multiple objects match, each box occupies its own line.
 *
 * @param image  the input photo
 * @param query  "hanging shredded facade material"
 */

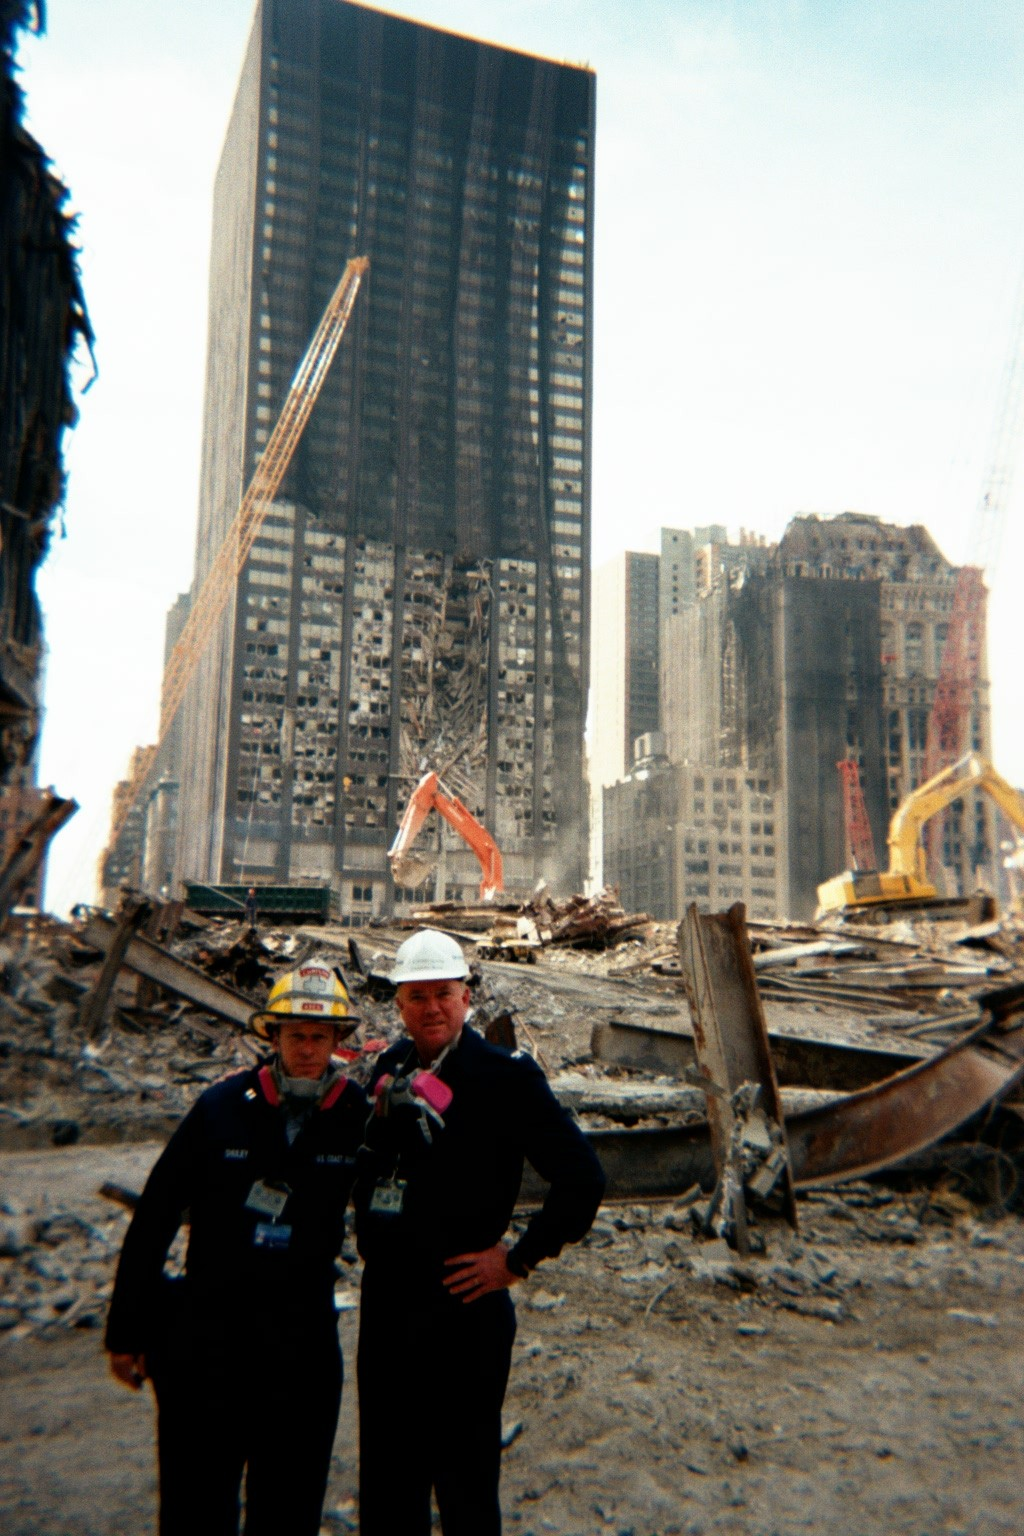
xmin=0 ymin=0 xmax=91 ymax=785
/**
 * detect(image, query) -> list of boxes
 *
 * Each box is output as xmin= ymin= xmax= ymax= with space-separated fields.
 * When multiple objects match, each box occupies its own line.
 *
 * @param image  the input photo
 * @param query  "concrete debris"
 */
xmin=561 ymin=1175 xmax=1024 ymax=1328
xmin=4 ymin=1154 xmax=1020 ymax=1346
xmin=405 ymin=886 xmax=655 ymax=955
xmin=0 ymin=1194 xmax=126 ymax=1338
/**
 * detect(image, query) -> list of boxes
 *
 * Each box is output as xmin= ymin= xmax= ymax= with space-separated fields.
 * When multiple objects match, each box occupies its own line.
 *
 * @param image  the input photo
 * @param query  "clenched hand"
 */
xmin=109 ymin=1352 xmax=148 ymax=1390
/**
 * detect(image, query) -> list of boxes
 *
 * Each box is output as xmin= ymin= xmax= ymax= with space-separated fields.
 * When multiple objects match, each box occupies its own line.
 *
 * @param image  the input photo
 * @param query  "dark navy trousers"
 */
xmin=148 ymin=1314 xmax=342 ymax=1536
xmin=358 ymin=1278 xmax=516 ymax=1536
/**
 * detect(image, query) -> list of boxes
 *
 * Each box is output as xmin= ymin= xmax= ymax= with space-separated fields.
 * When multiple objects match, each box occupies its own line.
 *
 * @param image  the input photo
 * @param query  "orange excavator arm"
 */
xmin=388 ymin=771 xmax=504 ymax=900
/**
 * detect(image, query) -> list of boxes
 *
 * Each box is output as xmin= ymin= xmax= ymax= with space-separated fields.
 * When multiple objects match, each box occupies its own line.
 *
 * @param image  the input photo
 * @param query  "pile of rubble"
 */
xmin=1 ymin=878 xmax=1024 ymax=1350
xmin=2 ymin=884 xmax=1024 ymax=1239
xmin=401 ymin=886 xmax=654 ymax=961
xmin=1 ymin=1163 xmax=1015 ymax=1345
xmin=0 ymin=898 xmax=566 ymax=1145
xmin=0 ymin=906 xmax=392 ymax=1146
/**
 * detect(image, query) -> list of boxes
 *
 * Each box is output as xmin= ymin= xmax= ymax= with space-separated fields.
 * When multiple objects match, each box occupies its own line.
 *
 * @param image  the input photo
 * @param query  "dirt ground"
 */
xmin=2 ymin=1145 xmax=1023 ymax=1536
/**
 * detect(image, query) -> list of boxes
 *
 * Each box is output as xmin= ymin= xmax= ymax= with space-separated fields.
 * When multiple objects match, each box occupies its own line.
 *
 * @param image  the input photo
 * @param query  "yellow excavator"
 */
xmin=816 ymin=752 xmax=1024 ymax=918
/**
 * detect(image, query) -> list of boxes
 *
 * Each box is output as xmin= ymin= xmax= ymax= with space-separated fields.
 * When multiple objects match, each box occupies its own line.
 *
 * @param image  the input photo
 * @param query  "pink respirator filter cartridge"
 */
xmin=410 ymin=1071 xmax=453 ymax=1114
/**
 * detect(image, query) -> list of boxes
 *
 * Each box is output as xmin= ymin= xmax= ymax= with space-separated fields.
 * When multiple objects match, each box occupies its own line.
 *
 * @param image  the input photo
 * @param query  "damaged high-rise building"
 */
xmin=590 ymin=528 xmax=769 ymax=893
xmin=0 ymin=4 xmax=90 ymax=793
xmin=174 ymin=0 xmax=594 ymax=916
xmin=600 ymin=512 xmax=990 ymax=923
xmin=658 ymin=512 xmax=990 ymax=919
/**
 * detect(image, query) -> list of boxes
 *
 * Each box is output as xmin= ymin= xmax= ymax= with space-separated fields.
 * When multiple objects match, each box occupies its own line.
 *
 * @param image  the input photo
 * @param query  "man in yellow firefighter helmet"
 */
xmin=106 ymin=957 xmax=368 ymax=1536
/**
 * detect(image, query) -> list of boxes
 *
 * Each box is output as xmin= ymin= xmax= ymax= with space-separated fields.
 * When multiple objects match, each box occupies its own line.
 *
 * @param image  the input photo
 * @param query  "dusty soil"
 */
xmin=1 ymin=1145 xmax=1023 ymax=1536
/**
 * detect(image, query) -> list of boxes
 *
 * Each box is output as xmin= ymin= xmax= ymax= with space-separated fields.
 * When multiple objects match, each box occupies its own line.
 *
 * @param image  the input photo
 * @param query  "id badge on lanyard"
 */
xmin=369 ymin=1176 xmax=407 ymax=1217
xmin=246 ymin=1178 xmax=292 ymax=1248
xmin=253 ymin=1221 xmax=293 ymax=1249
xmin=245 ymin=1179 xmax=290 ymax=1220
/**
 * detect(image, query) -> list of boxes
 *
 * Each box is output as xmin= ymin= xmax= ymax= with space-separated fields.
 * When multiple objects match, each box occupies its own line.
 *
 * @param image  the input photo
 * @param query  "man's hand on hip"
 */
xmin=109 ymin=1352 xmax=148 ymax=1390
xmin=443 ymin=1242 xmax=520 ymax=1303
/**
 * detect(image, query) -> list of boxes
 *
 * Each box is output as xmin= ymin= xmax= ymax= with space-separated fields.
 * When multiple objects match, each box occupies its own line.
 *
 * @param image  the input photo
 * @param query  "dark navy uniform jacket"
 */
xmin=354 ymin=1026 xmax=605 ymax=1302
xmin=106 ymin=1063 xmax=368 ymax=1356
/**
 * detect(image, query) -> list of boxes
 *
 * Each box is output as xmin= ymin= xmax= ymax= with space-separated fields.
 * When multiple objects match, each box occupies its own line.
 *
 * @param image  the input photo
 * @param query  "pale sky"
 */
xmin=17 ymin=0 xmax=1024 ymax=912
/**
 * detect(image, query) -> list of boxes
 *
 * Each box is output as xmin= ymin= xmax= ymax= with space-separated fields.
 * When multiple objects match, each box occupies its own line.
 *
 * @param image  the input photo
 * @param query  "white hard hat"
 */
xmin=390 ymin=929 xmax=469 ymax=985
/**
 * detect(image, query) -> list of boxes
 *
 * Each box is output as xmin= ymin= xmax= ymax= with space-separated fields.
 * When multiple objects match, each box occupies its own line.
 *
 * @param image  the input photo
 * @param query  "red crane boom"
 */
xmin=104 ymin=257 xmax=368 ymax=853
xmin=836 ymin=759 xmax=877 ymax=873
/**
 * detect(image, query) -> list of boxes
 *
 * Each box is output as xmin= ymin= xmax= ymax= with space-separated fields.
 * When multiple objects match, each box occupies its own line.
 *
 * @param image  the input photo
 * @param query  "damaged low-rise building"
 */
xmin=602 ymin=734 xmax=785 ymax=922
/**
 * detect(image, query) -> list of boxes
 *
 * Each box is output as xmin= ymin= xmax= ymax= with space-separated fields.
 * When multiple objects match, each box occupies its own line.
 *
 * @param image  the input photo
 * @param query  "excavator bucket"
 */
xmin=390 ymin=850 xmax=436 ymax=890
xmin=388 ymin=769 xmax=504 ymax=901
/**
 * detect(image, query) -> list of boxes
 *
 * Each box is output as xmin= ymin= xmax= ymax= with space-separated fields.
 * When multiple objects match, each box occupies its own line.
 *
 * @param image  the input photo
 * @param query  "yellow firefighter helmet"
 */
xmin=251 ymin=958 xmax=359 ymax=1041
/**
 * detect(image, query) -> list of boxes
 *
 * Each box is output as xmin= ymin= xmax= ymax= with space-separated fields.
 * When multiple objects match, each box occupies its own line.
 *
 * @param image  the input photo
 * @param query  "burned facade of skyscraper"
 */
xmin=175 ymin=0 xmax=594 ymax=914
xmin=656 ymin=512 xmax=985 ymax=919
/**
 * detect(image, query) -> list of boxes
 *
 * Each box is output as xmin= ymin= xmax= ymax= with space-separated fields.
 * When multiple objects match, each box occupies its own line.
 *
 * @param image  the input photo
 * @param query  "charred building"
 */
xmin=175 ymin=0 xmax=594 ymax=915
xmin=659 ymin=512 xmax=985 ymax=919
xmin=0 ymin=3 xmax=90 ymax=791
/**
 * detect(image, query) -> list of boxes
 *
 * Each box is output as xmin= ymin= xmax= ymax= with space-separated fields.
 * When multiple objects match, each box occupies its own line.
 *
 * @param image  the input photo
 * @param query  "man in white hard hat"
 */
xmin=355 ymin=928 xmax=605 ymax=1536
xmin=106 ymin=959 xmax=368 ymax=1536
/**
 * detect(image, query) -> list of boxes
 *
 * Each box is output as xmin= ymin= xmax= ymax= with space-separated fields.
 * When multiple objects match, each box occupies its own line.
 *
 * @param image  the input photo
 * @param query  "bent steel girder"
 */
xmin=590 ymin=1018 xmax=924 ymax=1093
xmin=80 ymin=913 xmax=254 ymax=1029
xmin=520 ymin=1021 xmax=1024 ymax=1204
xmin=785 ymin=1023 xmax=1024 ymax=1187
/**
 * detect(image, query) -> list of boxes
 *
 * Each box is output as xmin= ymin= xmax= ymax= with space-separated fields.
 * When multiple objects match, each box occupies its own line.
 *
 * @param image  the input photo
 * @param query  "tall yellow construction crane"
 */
xmin=107 ymin=255 xmax=368 ymax=849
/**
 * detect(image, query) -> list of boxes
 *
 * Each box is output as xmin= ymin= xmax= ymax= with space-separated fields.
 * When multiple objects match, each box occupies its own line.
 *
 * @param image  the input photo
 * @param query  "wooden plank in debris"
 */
xmin=751 ymin=939 xmax=866 ymax=968
xmin=80 ymin=913 xmax=255 ymax=1028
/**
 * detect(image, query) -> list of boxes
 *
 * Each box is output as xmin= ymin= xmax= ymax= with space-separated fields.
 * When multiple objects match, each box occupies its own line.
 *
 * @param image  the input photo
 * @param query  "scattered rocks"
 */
xmin=0 ymin=1193 xmax=127 ymax=1338
xmin=946 ymin=1307 xmax=999 ymax=1327
xmin=527 ymin=1290 xmax=566 ymax=1312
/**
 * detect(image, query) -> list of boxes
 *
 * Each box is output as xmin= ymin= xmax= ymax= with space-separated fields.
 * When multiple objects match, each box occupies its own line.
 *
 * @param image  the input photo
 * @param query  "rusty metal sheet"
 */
xmin=80 ymin=913 xmax=254 ymax=1029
